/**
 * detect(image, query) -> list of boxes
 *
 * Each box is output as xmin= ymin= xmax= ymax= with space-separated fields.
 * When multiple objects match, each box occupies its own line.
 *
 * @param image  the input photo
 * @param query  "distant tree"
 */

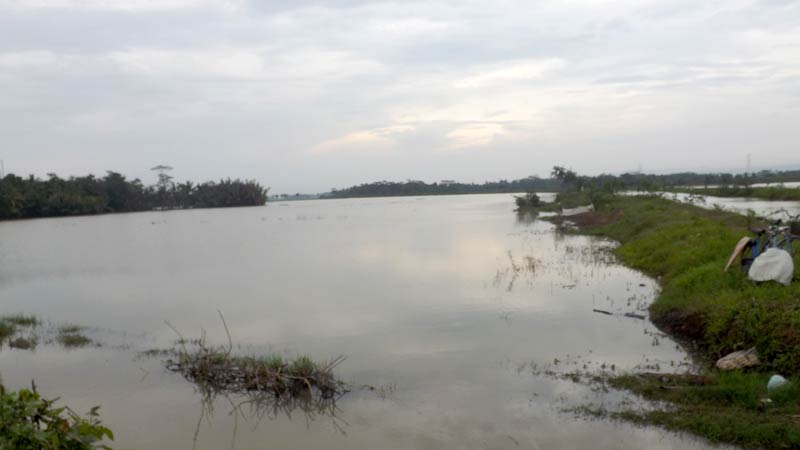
xmin=0 ymin=169 xmax=268 ymax=220
xmin=551 ymin=166 xmax=578 ymax=188
xmin=151 ymin=165 xmax=174 ymax=190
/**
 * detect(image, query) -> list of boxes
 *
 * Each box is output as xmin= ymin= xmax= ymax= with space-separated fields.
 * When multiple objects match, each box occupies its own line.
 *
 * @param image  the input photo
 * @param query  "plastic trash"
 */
xmin=767 ymin=374 xmax=789 ymax=392
xmin=748 ymin=248 xmax=794 ymax=286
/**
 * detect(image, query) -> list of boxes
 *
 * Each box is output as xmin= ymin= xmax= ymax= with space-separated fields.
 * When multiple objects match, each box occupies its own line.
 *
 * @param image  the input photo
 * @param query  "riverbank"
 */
xmin=556 ymin=194 xmax=800 ymax=448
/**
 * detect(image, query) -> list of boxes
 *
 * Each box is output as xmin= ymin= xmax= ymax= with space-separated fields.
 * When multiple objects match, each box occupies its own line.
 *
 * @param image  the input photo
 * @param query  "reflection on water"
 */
xmin=187 ymin=384 xmax=348 ymax=450
xmin=0 ymin=194 xmax=730 ymax=449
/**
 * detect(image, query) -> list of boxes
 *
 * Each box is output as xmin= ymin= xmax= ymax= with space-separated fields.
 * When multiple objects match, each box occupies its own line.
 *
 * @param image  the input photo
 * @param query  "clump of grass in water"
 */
xmin=0 ymin=321 xmax=16 ymax=341
xmin=57 ymin=325 xmax=92 ymax=348
xmin=2 ymin=314 xmax=39 ymax=327
xmin=0 ymin=314 xmax=40 ymax=344
xmin=9 ymin=336 xmax=37 ymax=350
xmin=168 ymin=346 xmax=345 ymax=399
xmin=164 ymin=314 xmax=346 ymax=401
xmin=59 ymin=324 xmax=83 ymax=334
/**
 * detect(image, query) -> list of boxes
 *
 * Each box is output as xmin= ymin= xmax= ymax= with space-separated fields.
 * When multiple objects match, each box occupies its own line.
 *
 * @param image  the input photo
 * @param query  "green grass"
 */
xmin=289 ymin=355 xmax=317 ymax=377
xmin=258 ymin=354 xmax=285 ymax=371
xmin=0 ymin=383 xmax=114 ymax=449
xmin=167 ymin=343 xmax=344 ymax=400
xmin=0 ymin=321 xmax=15 ymax=341
xmin=561 ymin=195 xmax=800 ymax=448
xmin=578 ymin=196 xmax=800 ymax=373
xmin=59 ymin=324 xmax=83 ymax=334
xmin=1 ymin=315 xmax=39 ymax=327
xmin=606 ymin=372 xmax=800 ymax=449
xmin=8 ymin=337 xmax=36 ymax=350
xmin=57 ymin=330 xmax=92 ymax=348
xmin=556 ymin=190 xmax=593 ymax=209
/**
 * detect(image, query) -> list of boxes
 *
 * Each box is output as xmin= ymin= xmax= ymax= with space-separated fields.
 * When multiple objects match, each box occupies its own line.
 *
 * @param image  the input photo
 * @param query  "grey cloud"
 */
xmin=1 ymin=0 xmax=799 ymax=193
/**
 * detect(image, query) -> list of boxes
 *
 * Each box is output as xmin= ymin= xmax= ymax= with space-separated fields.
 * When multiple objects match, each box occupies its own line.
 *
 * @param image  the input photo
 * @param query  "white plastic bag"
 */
xmin=748 ymin=248 xmax=794 ymax=286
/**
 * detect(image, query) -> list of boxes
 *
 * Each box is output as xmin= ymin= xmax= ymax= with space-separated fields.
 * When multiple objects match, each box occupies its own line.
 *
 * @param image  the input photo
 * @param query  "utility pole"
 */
xmin=1 ymin=160 xmax=4 ymax=178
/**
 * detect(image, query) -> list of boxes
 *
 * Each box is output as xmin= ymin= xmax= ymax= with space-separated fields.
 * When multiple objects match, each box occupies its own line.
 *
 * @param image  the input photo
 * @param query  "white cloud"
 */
xmin=454 ymin=59 xmax=566 ymax=89
xmin=0 ymin=0 xmax=244 ymax=12
xmin=1 ymin=0 xmax=799 ymax=192
xmin=109 ymin=48 xmax=268 ymax=79
xmin=309 ymin=125 xmax=415 ymax=155
xmin=0 ymin=50 xmax=58 ymax=68
xmin=107 ymin=47 xmax=385 ymax=82
xmin=445 ymin=123 xmax=505 ymax=150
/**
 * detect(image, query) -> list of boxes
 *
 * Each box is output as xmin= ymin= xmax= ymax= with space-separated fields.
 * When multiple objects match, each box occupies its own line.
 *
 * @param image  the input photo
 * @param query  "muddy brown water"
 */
xmin=0 ymin=194 xmax=731 ymax=449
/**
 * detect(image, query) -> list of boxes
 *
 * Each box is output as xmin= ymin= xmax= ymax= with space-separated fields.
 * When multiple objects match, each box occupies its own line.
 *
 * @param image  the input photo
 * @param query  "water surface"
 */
xmin=0 ymin=194 xmax=727 ymax=449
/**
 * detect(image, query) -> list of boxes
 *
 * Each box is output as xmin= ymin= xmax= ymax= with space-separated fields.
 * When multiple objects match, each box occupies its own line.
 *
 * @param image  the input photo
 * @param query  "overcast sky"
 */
xmin=1 ymin=0 xmax=799 ymax=193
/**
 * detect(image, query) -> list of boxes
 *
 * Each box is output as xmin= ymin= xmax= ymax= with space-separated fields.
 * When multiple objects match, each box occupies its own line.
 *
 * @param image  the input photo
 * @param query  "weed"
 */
xmin=9 ymin=337 xmax=37 ymax=350
xmin=0 ymin=321 xmax=15 ymax=341
xmin=59 ymin=324 xmax=83 ymax=334
xmin=260 ymin=354 xmax=285 ymax=371
xmin=0 ymin=382 xmax=114 ymax=449
xmin=164 ymin=315 xmax=346 ymax=401
xmin=2 ymin=315 xmax=39 ymax=327
xmin=57 ymin=332 xmax=92 ymax=348
xmin=602 ymin=372 xmax=800 ymax=449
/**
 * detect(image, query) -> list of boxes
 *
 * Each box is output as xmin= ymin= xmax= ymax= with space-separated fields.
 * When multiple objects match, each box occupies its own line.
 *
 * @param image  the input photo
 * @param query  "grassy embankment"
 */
xmin=558 ymin=195 xmax=800 ymax=448
xmin=603 ymin=372 xmax=800 ymax=448
xmin=676 ymin=185 xmax=800 ymax=202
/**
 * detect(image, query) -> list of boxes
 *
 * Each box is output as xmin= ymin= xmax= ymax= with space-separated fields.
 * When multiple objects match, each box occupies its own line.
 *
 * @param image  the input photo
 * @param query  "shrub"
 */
xmin=0 ymin=383 xmax=114 ymax=450
xmin=514 ymin=192 xmax=541 ymax=209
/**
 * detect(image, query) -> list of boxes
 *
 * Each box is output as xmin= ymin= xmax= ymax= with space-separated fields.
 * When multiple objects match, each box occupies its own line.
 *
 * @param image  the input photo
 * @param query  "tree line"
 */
xmin=321 ymin=169 xmax=800 ymax=199
xmin=0 ymin=171 xmax=269 ymax=220
xmin=322 ymin=177 xmax=562 ymax=198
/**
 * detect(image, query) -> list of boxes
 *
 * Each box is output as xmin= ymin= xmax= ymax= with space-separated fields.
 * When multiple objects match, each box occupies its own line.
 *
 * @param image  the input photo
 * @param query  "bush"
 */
xmin=514 ymin=192 xmax=541 ymax=209
xmin=0 ymin=383 xmax=114 ymax=450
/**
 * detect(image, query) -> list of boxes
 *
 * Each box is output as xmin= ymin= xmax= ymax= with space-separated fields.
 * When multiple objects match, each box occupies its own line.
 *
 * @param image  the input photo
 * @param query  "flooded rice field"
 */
xmin=666 ymin=192 xmax=800 ymax=218
xmin=0 ymin=194 xmax=730 ymax=449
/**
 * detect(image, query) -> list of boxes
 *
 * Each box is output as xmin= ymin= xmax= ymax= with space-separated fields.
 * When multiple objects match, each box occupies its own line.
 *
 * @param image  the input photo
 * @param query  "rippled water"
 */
xmin=0 ymin=194 xmax=729 ymax=449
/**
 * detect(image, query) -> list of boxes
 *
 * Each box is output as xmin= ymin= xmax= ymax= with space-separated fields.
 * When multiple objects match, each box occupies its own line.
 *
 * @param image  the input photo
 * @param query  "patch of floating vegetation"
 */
xmin=136 ymin=348 xmax=174 ymax=359
xmin=0 ymin=314 xmax=39 ymax=344
xmin=166 ymin=340 xmax=347 ymax=401
xmin=9 ymin=336 xmax=37 ymax=350
xmin=163 ymin=315 xmax=348 ymax=403
xmin=0 ymin=315 xmax=39 ymax=349
xmin=59 ymin=324 xmax=84 ymax=334
xmin=56 ymin=330 xmax=92 ymax=348
xmin=0 ymin=314 xmax=96 ymax=350
xmin=2 ymin=314 xmax=40 ymax=327
xmin=0 ymin=321 xmax=15 ymax=341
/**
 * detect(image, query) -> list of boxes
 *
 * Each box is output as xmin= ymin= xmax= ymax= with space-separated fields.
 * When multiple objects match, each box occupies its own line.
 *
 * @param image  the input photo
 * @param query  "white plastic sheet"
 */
xmin=748 ymin=248 xmax=794 ymax=286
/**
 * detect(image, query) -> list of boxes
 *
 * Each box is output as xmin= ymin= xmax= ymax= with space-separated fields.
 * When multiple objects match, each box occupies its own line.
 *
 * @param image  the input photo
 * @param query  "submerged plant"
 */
xmin=58 ymin=333 xmax=92 ymax=348
xmin=0 ymin=321 xmax=16 ymax=342
xmin=9 ymin=336 xmax=37 ymax=350
xmin=2 ymin=315 xmax=39 ymax=327
xmin=57 ymin=326 xmax=92 ymax=348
